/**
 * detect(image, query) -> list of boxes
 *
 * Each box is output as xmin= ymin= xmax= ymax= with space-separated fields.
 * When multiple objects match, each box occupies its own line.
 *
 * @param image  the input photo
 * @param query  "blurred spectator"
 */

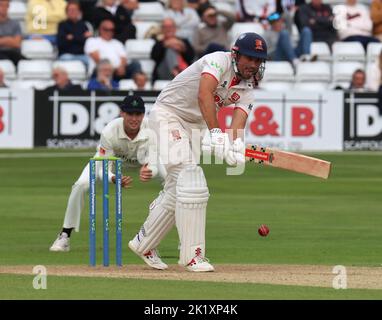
xmin=371 ymin=0 xmax=382 ymax=42
xmin=114 ymin=0 xmax=138 ymax=43
xmin=335 ymin=0 xmax=380 ymax=50
xmin=0 ymin=0 xmax=23 ymax=66
xmin=165 ymin=0 xmax=200 ymax=43
xmin=47 ymin=67 xmax=83 ymax=91
xmin=235 ymin=0 xmax=276 ymax=22
xmin=263 ymin=12 xmax=314 ymax=69
xmin=276 ymin=0 xmax=297 ymax=33
xmin=133 ymin=71 xmax=149 ymax=90
xmin=151 ymin=18 xmax=195 ymax=83
xmin=366 ymin=50 xmax=382 ymax=91
xmin=193 ymin=5 xmax=235 ymax=58
xmin=298 ymin=0 xmax=337 ymax=47
xmin=349 ymin=69 xmax=368 ymax=91
xmin=84 ymin=19 xmax=141 ymax=80
xmin=78 ymin=0 xmax=98 ymax=24
xmin=0 ymin=68 xmax=7 ymax=87
xmin=187 ymin=0 xmax=211 ymax=17
xmin=91 ymin=0 xmax=119 ymax=31
xmin=91 ymin=0 xmax=138 ymax=40
xmin=26 ymin=0 xmax=67 ymax=45
xmin=57 ymin=0 xmax=92 ymax=67
xmin=279 ymin=0 xmax=306 ymax=32
xmin=87 ymin=59 xmax=119 ymax=91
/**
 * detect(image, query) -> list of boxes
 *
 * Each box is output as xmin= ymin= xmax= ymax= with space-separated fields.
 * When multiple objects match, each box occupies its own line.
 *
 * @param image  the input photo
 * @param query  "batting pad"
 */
xmin=176 ymin=165 xmax=210 ymax=265
xmin=134 ymin=190 xmax=176 ymax=254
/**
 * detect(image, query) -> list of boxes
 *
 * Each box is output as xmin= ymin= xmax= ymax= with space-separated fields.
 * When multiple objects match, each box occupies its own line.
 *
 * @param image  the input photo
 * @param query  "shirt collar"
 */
xmin=229 ymin=72 xmax=254 ymax=89
xmin=105 ymin=5 xmax=118 ymax=15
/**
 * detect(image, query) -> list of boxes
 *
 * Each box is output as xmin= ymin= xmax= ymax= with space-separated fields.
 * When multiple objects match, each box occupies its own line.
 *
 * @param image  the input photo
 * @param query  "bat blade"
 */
xmin=245 ymin=145 xmax=331 ymax=179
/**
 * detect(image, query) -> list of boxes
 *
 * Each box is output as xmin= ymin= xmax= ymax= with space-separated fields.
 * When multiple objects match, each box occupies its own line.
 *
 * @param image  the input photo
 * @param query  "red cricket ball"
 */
xmin=258 ymin=224 xmax=270 ymax=237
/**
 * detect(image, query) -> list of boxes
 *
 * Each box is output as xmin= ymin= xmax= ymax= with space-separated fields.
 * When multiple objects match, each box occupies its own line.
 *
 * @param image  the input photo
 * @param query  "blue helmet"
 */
xmin=232 ymin=32 xmax=268 ymax=60
xmin=231 ymin=32 xmax=267 ymax=83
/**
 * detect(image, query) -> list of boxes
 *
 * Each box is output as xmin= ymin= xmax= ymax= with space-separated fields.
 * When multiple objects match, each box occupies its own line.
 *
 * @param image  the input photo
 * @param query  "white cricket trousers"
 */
xmin=62 ymin=159 xmax=104 ymax=232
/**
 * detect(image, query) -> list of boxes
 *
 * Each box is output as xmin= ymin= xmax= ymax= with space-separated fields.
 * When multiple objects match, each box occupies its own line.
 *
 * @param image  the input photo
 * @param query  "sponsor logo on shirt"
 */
xmin=210 ymin=61 xmax=223 ymax=75
xmin=214 ymin=94 xmax=224 ymax=107
xmin=171 ymin=129 xmax=182 ymax=141
xmin=229 ymin=92 xmax=240 ymax=103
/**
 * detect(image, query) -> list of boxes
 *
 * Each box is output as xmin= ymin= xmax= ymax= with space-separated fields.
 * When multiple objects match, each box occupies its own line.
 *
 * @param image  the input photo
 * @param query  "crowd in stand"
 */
xmin=0 ymin=0 xmax=381 ymax=92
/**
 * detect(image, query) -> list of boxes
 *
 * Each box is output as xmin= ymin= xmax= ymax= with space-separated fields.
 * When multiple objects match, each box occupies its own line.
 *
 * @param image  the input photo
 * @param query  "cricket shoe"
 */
xmin=49 ymin=232 xmax=70 ymax=252
xmin=186 ymin=251 xmax=214 ymax=272
xmin=128 ymin=240 xmax=168 ymax=270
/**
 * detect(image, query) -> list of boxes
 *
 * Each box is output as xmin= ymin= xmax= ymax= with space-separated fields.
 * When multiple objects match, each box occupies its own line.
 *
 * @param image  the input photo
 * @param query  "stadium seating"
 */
xmin=21 ymin=39 xmax=56 ymax=60
xmin=262 ymin=61 xmax=294 ymax=82
xmin=328 ymin=81 xmax=349 ymax=90
xmin=132 ymin=2 xmax=165 ymax=22
xmin=229 ymin=22 xmax=264 ymax=45
xmin=4 ymin=0 xmax=375 ymax=93
xmin=8 ymin=0 xmax=27 ymax=21
xmin=332 ymin=41 xmax=365 ymax=62
xmin=9 ymin=79 xmax=54 ymax=90
xmin=211 ymin=1 xmax=235 ymax=13
xmin=332 ymin=61 xmax=364 ymax=84
xmin=259 ymin=81 xmax=294 ymax=91
xmin=153 ymin=80 xmax=171 ymax=91
xmin=118 ymin=79 xmax=136 ymax=90
xmin=367 ymin=42 xmax=382 ymax=63
xmin=125 ymin=39 xmax=155 ymax=60
xmin=295 ymin=61 xmax=331 ymax=82
xmin=0 ymin=60 xmax=17 ymax=79
xmin=139 ymin=59 xmax=156 ymax=80
xmin=311 ymin=42 xmax=332 ymax=62
xmin=294 ymin=82 xmax=329 ymax=91
xmin=52 ymin=60 xmax=87 ymax=80
xmin=17 ymin=60 xmax=52 ymax=79
xmin=327 ymin=0 xmax=370 ymax=4
xmin=135 ymin=21 xmax=159 ymax=39
xmin=119 ymin=79 xmax=152 ymax=90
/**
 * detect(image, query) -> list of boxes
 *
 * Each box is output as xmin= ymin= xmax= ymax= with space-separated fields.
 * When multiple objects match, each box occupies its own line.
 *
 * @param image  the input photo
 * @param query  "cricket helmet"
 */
xmin=231 ymin=32 xmax=267 ymax=83
xmin=232 ymin=32 xmax=268 ymax=61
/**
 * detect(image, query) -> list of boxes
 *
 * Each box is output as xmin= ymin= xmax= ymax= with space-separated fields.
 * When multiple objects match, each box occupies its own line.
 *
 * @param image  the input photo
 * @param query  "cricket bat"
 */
xmin=245 ymin=145 xmax=331 ymax=179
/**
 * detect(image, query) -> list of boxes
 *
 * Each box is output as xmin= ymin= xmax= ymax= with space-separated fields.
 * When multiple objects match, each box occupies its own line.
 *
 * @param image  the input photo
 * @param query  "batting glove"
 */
xmin=202 ymin=128 xmax=229 ymax=160
xmin=225 ymin=138 xmax=246 ymax=166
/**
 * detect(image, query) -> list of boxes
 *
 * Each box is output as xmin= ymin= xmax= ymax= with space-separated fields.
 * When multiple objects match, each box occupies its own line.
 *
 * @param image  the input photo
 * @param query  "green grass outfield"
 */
xmin=1 ymin=274 xmax=382 ymax=300
xmin=0 ymin=149 xmax=381 ymax=299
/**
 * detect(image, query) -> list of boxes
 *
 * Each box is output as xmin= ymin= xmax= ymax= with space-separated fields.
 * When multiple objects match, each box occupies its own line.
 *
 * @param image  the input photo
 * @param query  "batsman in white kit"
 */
xmin=49 ymin=95 xmax=168 ymax=269
xmin=128 ymin=33 xmax=268 ymax=272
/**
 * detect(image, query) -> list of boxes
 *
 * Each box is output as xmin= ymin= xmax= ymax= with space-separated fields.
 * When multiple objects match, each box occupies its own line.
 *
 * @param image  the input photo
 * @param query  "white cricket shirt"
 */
xmin=154 ymin=52 xmax=255 ymax=124
xmin=98 ymin=117 xmax=149 ymax=168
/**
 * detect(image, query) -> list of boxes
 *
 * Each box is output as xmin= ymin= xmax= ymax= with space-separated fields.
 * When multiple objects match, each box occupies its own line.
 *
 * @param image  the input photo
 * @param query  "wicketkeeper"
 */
xmin=50 ymin=95 xmax=163 ymax=267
